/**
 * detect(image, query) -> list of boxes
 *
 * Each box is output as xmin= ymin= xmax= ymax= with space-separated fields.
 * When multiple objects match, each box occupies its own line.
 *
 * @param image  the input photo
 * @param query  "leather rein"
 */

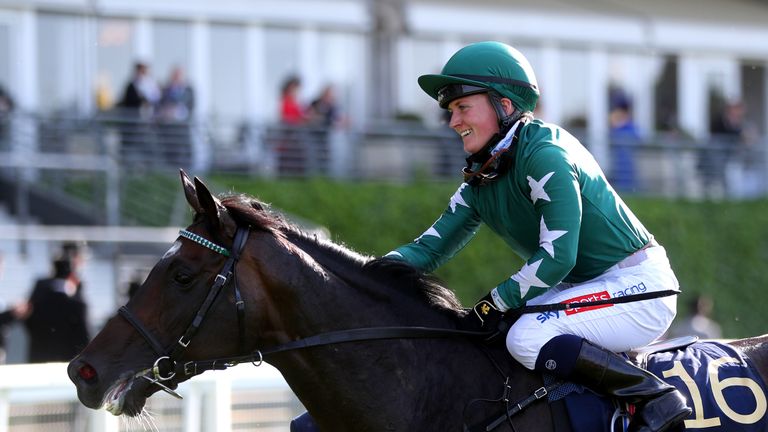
xmin=117 ymin=227 xmax=490 ymax=400
xmin=118 ymin=226 xmax=679 ymax=401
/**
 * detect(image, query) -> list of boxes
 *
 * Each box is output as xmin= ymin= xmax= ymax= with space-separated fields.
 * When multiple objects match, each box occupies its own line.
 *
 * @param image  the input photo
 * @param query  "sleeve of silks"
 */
xmin=386 ymin=183 xmax=481 ymax=273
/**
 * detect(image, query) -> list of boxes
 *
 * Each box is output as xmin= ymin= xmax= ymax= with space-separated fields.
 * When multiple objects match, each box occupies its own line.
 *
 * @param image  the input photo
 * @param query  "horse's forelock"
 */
xmin=220 ymin=194 xmax=285 ymax=233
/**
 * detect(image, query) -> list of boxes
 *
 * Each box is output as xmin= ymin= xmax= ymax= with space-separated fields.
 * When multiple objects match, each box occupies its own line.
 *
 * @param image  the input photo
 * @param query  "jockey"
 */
xmin=384 ymin=41 xmax=691 ymax=432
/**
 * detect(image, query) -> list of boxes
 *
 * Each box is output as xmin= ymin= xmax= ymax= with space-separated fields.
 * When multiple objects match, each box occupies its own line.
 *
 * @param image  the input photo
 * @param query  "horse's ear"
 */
xmin=193 ymin=176 xmax=223 ymax=227
xmin=180 ymin=169 xmax=203 ymax=213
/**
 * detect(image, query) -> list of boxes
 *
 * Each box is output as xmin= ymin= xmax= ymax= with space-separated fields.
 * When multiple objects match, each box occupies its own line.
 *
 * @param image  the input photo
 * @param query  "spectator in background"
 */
xmin=157 ymin=66 xmax=195 ymax=167
xmin=0 ymin=84 xmax=14 ymax=114
xmin=608 ymin=87 xmax=641 ymax=192
xmin=119 ymin=62 xmax=160 ymax=118
xmin=126 ymin=269 xmax=148 ymax=300
xmin=307 ymin=84 xmax=346 ymax=174
xmin=277 ymin=75 xmax=310 ymax=174
xmin=710 ymin=100 xmax=745 ymax=145
xmin=308 ymin=84 xmax=344 ymax=128
xmin=0 ymin=84 xmax=14 ymax=149
xmin=280 ymin=75 xmax=307 ymax=125
xmin=0 ymin=254 xmax=31 ymax=364
xmin=127 ymin=279 xmax=142 ymax=300
xmin=158 ymin=66 xmax=194 ymax=123
xmin=25 ymin=251 xmax=90 ymax=363
xmin=667 ymin=294 xmax=723 ymax=340
xmin=699 ymin=98 xmax=749 ymax=199
xmin=118 ymin=62 xmax=161 ymax=165
xmin=708 ymin=99 xmax=760 ymax=198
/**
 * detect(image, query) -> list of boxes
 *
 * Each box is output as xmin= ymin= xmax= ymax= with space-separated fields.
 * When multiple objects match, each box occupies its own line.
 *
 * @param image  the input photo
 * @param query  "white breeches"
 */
xmin=506 ymin=245 xmax=679 ymax=369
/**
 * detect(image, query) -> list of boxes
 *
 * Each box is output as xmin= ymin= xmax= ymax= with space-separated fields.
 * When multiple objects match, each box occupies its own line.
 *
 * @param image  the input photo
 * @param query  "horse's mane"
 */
xmin=362 ymin=257 xmax=464 ymax=312
xmin=220 ymin=194 xmax=463 ymax=313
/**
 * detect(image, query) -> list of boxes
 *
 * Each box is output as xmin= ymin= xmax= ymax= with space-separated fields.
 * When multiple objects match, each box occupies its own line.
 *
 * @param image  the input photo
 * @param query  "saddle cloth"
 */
xmin=557 ymin=340 xmax=768 ymax=432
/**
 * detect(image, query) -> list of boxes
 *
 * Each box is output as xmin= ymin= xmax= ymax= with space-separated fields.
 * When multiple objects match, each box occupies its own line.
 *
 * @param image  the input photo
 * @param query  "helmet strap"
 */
xmin=464 ymin=93 xmax=523 ymax=166
xmin=488 ymin=91 xmax=521 ymax=130
xmin=463 ymin=114 xmax=531 ymax=186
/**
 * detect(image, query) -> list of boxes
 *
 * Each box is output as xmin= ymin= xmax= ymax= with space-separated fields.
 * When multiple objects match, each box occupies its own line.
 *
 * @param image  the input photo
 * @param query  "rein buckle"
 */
xmin=183 ymin=361 xmax=197 ymax=376
xmin=178 ymin=336 xmax=191 ymax=348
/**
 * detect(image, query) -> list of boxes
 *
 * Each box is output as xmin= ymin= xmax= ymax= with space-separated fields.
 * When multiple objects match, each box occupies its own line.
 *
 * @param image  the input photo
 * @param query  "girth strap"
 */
xmin=463 ymin=380 xmax=564 ymax=432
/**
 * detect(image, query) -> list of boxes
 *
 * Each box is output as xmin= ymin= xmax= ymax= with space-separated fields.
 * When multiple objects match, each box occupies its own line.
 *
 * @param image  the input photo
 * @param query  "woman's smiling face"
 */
xmin=446 ymin=93 xmax=500 ymax=154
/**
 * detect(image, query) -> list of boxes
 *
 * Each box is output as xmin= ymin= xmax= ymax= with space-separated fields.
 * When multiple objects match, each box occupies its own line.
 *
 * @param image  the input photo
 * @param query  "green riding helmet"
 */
xmin=418 ymin=41 xmax=539 ymax=113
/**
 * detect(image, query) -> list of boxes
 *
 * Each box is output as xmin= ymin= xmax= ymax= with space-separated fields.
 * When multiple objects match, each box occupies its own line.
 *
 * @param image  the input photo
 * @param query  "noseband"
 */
xmin=118 ymin=227 xmax=250 ymax=399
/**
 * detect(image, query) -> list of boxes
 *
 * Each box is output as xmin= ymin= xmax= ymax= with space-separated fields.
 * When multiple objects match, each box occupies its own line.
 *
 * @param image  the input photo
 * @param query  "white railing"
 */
xmin=0 ymin=362 xmax=302 ymax=432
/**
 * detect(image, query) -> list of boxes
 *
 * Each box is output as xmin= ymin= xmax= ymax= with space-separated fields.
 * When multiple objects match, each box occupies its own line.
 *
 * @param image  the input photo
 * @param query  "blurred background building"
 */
xmin=0 ymin=1 xmax=766 ymax=429
xmin=0 ymin=0 xmax=765 ymax=179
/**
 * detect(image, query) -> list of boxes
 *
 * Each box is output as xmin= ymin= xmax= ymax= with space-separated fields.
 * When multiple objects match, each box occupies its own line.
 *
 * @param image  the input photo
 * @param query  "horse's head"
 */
xmin=68 ymin=170 xmax=468 ymax=424
xmin=67 ymin=170 xmax=271 ymax=416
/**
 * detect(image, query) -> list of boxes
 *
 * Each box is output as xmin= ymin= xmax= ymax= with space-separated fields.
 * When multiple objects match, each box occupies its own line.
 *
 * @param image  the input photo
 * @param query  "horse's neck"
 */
xmin=278 ymin=232 xmax=392 ymax=310
xmin=285 ymin=231 xmax=372 ymax=290
xmin=249 ymin=232 xmax=387 ymax=346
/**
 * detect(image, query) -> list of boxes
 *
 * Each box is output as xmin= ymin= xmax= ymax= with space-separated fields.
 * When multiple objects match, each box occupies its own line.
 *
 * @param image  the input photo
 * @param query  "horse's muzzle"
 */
xmin=67 ymin=356 xmax=106 ymax=410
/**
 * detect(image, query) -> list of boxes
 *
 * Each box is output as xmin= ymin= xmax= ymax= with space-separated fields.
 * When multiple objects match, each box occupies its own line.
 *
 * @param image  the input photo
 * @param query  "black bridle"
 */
xmin=117 ymin=226 xmax=493 ymax=399
xmin=117 ymin=226 xmax=250 ymax=399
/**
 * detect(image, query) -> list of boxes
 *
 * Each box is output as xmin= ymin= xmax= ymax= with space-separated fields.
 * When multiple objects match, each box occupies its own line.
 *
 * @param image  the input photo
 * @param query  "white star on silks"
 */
xmin=449 ymin=183 xmax=470 ymax=213
xmin=511 ymin=259 xmax=548 ymax=298
xmin=416 ymin=226 xmax=442 ymax=241
xmin=539 ymin=217 xmax=567 ymax=258
xmin=527 ymin=172 xmax=555 ymax=204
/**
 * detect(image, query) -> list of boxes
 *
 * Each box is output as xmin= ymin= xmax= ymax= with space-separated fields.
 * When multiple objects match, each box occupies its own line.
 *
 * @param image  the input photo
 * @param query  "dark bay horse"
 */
xmin=68 ymin=172 xmax=768 ymax=431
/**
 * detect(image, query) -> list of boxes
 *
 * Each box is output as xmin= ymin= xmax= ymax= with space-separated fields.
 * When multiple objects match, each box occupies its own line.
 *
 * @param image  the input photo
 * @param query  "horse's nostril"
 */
xmin=79 ymin=363 xmax=98 ymax=382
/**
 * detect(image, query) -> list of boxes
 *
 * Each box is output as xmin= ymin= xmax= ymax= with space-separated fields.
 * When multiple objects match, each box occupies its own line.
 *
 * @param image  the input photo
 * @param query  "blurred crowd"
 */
xmin=0 ymin=242 xmax=91 ymax=364
xmin=93 ymin=62 xmax=349 ymax=174
xmin=1 ymin=60 xmax=762 ymax=194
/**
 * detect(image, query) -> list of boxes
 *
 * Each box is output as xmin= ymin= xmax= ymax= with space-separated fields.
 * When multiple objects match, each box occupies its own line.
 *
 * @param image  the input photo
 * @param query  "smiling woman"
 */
xmin=387 ymin=40 xmax=694 ymax=432
xmin=446 ymin=93 xmax=509 ymax=154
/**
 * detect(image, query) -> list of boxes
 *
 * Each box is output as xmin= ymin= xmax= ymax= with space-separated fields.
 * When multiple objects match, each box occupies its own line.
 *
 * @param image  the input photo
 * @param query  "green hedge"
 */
xmin=208 ymin=175 xmax=768 ymax=339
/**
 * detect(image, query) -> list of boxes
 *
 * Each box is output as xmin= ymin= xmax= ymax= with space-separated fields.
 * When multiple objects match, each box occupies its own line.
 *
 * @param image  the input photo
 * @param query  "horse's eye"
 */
xmin=174 ymin=271 xmax=194 ymax=286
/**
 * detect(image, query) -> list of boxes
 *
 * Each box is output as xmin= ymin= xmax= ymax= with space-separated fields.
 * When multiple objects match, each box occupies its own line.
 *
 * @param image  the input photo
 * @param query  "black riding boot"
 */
xmin=571 ymin=340 xmax=691 ymax=432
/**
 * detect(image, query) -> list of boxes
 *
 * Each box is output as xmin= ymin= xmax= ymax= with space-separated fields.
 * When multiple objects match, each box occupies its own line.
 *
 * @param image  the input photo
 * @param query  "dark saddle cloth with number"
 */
xmin=560 ymin=339 xmax=768 ymax=432
xmin=643 ymin=341 xmax=768 ymax=431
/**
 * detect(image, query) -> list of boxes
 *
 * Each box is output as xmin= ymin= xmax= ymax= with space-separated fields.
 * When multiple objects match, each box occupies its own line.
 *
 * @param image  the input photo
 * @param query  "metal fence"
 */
xmin=0 ymin=362 xmax=303 ymax=432
xmin=1 ymin=111 xmax=767 ymax=228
